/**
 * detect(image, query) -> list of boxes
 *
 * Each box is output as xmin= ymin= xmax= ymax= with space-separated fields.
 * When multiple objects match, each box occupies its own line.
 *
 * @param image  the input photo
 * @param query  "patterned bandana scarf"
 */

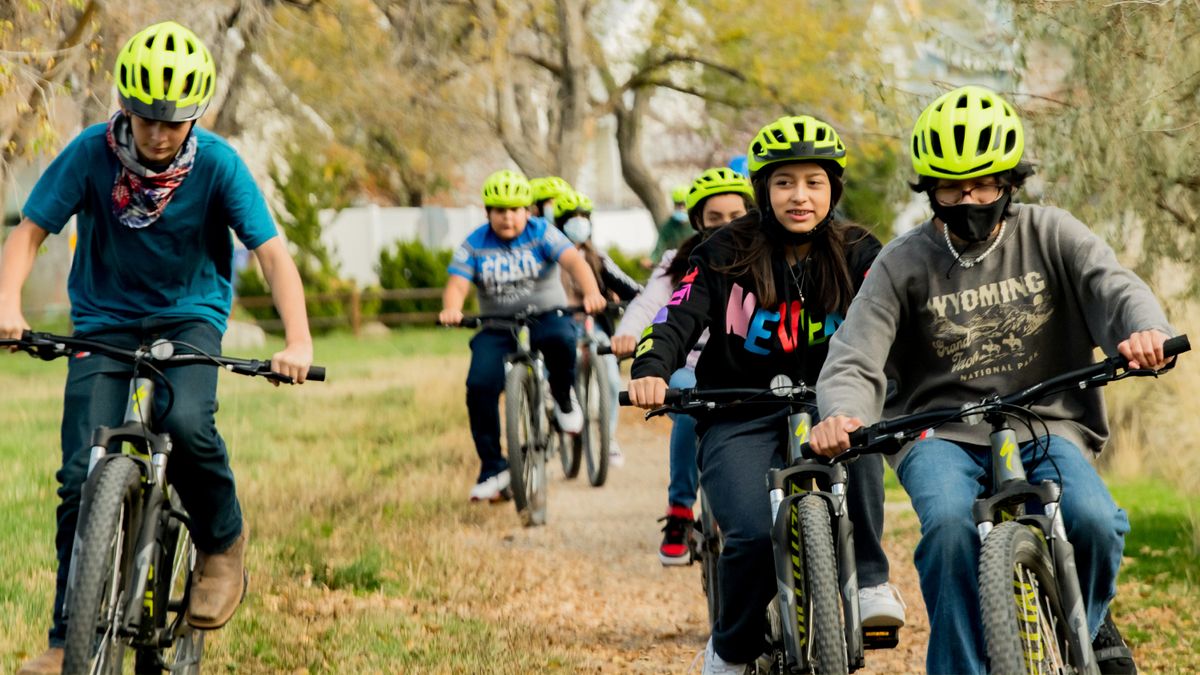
xmin=106 ymin=111 xmax=197 ymax=229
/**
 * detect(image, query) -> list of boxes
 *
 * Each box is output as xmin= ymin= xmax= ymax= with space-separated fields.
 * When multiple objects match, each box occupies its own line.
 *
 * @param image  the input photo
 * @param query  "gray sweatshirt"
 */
xmin=816 ymin=203 xmax=1173 ymax=465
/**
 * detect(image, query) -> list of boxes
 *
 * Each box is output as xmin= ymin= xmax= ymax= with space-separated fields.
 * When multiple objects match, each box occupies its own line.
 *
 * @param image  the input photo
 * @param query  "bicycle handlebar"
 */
xmin=2 ymin=331 xmax=327 ymax=384
xmin=619 ymin=385 xmax=816 ymax=419
xmin=817 ymin=334 xmax=1191 ymax=463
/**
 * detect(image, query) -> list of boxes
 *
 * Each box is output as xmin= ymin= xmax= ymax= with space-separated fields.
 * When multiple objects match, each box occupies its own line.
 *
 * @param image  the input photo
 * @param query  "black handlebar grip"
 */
xmin=1163 ymin=334 xmax=1191 ymax=359
xmin=847 ymin=427 xmax=870 ymax=448
xmin=596 ymin=345 xmax=613 ymax=355
xmin=619 ymin=391 xmax=631 ymax=406
xmin=661 ymin=388 xmax=684 ymax=405
xmin=307 ymin=366 xmax=326 ymax=382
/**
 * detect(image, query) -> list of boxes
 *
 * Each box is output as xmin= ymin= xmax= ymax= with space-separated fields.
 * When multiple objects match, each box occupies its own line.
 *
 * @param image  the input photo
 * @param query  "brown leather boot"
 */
xmin=186 ymin=528 xmax=249 ymax=629
xmin=17 ymin=647 xmax=64 ymax=675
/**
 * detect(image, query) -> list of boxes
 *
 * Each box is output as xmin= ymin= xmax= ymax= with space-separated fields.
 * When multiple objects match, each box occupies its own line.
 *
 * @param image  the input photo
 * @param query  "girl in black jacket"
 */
xmin=627 ymin=115 xmax=903 ymax=671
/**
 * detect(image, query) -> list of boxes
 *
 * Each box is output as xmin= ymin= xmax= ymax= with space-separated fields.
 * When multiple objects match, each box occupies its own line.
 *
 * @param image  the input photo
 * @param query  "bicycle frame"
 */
xmin=973 ymin=412 xmax=1094 ymax=672
xmin=71 ymin=372 xmax=188 ymax=646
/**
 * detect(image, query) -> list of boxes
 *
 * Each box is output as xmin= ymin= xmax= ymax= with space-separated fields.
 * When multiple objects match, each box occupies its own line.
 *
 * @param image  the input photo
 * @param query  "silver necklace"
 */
xmin=943 ymin=219 xmax=1007 ymax=269
xmin=787 ymin=252 xmax=808 ymax=303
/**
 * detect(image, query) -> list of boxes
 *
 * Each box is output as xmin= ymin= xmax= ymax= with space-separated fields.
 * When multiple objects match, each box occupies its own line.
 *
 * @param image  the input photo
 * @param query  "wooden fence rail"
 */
xmin=237 ymin=287 xmax=457 ymax=335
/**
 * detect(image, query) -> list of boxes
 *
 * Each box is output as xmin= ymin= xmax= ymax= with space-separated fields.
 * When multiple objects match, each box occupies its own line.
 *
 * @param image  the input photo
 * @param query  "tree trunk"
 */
xmin=615 ymin=88 xmax=669 ymax=227
xmin=553 ymin=0 xmax=588 ymax=184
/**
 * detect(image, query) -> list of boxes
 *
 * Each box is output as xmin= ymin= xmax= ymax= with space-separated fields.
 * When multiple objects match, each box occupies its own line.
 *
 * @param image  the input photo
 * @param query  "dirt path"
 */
xmin=450 ymin=408 xmax=930 ymax=673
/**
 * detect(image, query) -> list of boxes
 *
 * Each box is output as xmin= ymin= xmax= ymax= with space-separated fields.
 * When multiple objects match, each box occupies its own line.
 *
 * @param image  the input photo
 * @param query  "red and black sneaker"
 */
xmin=658 ymin=504 xmax=693 ymax=566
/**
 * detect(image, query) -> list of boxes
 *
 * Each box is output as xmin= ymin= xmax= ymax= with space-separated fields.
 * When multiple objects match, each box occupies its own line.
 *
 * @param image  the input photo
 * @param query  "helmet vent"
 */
xmin=953 ymin=125 xmax=966 ymax=156
xmin=163 ymin=66 xmax=174 ymax=92
xmin=912 ymin=134 xmax=920 ymax=156
xmin=977 ymin=127 xmax=992 ymax=155
xmin=956 ymin=94 xmax=969 ymax=109
xmin=165 ymin=34 xmax=175 ymax=51
xmin=140 ymin=65 xmax=150 ymax=90
xmin=118 ymin=63 xmax=128 ymax=86
xmin=1004 ymin=129 xmax=1018 ymax=154
xmin=185 ymin=39 xmax=195 ymax=54
xmin=143 ymin=36 xmax=155 ymax=49
xmin=815 ymin=127 xmax=826 ymax=141
xmin=183 ymin=72 xmax=195 ymax=96
xmin=930 ymin=130 xmax=943 ymax=157
xmin=773 ymin=128 xmax=787 ymax=143
xmin=980 ymin=98 xmax=992 ymax=109
xmin=751 ymin=142 xmax=763 ymax=155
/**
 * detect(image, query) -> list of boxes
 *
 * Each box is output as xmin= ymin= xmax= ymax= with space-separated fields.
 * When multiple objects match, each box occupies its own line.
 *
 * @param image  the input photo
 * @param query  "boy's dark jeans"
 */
xmin=48 ymin=318 xmax=242 ymax=647
xmin=465 ymin=312 xmax=577 ymax=482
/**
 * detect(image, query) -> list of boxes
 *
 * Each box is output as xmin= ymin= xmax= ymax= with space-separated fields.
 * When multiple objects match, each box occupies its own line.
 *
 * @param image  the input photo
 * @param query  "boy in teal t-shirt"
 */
xmin=0 ymin=22 xmax=313 ymax=672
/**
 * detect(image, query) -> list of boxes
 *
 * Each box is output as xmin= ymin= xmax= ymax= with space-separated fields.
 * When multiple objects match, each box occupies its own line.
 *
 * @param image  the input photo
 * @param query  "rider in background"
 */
xmin=0 ymin=22 xmax=313 ymax=675
xmin=644 ymin=184 xmax=694 ymax=267
xmin=439 ymin=171 xmax=606 ymax=502
xmin=611 ymin=167 xmax=753 ymax=565
xmin=529 ymin=175 xmax=573 ymax=228
xmin=626 ymin=116 xmax=903 ymax=673
xmin=810 ymin=85 xmax=1162 ymax=675
xmin=559 ymin=191 xmax=644 ymax=467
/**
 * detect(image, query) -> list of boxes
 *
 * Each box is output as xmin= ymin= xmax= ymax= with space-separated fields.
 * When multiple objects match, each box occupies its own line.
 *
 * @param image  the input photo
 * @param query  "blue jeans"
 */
xmin=666 ymin=367 xmax=699 ymax=508
xmin=895 ymin=435 xmax=1129 ymax=675
xmin=50 ymin=319 xmax=242 ymax=647
xmin=466 ymin=312 xmax=577 ymax=482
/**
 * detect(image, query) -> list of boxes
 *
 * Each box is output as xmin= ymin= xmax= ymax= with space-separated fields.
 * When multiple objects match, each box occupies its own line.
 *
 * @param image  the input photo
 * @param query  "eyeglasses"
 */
xmin=932 ymin=182 xmax=1005 ymax=206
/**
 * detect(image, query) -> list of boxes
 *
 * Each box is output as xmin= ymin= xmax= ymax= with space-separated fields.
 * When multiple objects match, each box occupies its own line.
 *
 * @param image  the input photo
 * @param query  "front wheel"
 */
xmin=980 ymin=521 xmax=1077 ymax=675
xmin=579 ymin=353 xmax=611 ymax=487
xmin=796 ymin=495 xmax=848 ymax=674
xmin=505 ymin=364 xmax=546 ymax=526
xmin=63 ymin=456 xmax=144 ymax=675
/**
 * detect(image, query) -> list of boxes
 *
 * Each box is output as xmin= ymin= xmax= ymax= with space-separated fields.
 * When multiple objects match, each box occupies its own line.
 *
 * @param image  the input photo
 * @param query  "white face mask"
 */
xmin=562 ymin=216 xmax=592 ymax=245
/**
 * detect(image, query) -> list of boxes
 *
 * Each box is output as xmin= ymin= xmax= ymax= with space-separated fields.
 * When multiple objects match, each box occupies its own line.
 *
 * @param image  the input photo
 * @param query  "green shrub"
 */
xmin=376 ymin=240 xmax=474 ymax=313
xmin=606 ymin=246 xmax=652 ymax=285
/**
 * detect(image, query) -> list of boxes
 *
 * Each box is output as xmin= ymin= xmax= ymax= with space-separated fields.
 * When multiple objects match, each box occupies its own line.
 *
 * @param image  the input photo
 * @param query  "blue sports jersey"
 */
xmin=23 ymin=123 xmax=278 ymax=334
xmin=448 ymin=217 xmax=572 ymax=315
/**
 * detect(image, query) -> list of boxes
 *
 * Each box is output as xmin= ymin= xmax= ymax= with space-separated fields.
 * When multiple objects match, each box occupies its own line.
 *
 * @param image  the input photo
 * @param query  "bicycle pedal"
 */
xmin=862 ymin=625 xmax=900 ymax=650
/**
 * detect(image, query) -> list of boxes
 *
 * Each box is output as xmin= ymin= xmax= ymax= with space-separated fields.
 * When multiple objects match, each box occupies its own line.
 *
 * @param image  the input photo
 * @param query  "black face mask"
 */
xmin=930 ymin=191 xmax=1011 ymax=243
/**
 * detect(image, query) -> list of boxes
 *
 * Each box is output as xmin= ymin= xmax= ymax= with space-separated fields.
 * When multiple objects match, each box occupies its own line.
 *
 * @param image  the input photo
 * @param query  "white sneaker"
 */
xmin=554 ymin=389 xmax=584 ymax=434
xmin=468 ymin=470 xmax=511 ymax=502
xmin=701 ymin=636 xmax=750 ymax=675
xmin=608 ymin=439 xmax=625 ymax=468
xmin=858 ymin=582 xmax=906 ymax=627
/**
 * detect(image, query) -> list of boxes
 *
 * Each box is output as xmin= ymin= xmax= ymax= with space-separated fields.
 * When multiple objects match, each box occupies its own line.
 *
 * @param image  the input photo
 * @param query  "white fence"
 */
xmin=320 ymin=205 xmax=659 ymax=286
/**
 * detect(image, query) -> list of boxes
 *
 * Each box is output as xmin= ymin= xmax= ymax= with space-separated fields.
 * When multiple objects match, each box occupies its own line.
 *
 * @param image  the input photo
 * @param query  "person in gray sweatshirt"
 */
xmin=810 ymin=85 xmax=1169 ymax=675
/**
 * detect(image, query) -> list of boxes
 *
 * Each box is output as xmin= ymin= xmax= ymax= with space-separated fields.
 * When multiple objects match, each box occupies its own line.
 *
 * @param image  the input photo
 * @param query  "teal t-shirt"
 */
xmin=22 ymin=123 xmax=278 ymax=334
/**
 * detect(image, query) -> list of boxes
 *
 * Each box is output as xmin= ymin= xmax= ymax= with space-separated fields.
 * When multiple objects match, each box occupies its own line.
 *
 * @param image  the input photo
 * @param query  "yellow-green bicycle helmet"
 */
xmin=577 ymin=193 xmax=594 ymax=214
xmin=910 ymin=85 xmax=1024 ymax=180
xmin=670 ymin=185 xmax=690 ymax=204
xmin=685 ymin=167 xmax=754 ymax=211
xmin=747 ymin=115 xmax=847 ymax=179
xmin=553 ymin=190 xmax=585 ymax=220
xmin=530 ymin=176 xmax=573 ymax=204
xmin=114 ymin=21 xmax=216 ymax=122
xmin=481 ymin=170 xmax=532 ymax=208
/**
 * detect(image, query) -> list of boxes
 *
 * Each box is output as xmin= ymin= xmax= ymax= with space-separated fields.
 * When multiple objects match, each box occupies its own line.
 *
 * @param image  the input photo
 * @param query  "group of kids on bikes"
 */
xmin=0 ymin=18 xmax=1175 ymax=675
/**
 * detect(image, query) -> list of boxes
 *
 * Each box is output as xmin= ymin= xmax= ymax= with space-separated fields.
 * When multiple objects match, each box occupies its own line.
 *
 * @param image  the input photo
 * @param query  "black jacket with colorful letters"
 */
xmin=630 ymin=220 xmax=881 ymax=404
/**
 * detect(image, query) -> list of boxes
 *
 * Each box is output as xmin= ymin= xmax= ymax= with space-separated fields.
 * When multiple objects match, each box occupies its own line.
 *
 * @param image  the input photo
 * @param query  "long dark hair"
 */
xmin=665 ymin=193 xmax=755 ymax=284
xmin=712 ymin=162 xmax=863 ymax=313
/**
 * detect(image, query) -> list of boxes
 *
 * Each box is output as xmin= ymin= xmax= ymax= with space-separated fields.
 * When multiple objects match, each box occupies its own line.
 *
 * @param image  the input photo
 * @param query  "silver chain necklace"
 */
xmin=787 ymin=252 xmax=809 ymax=303
xmin=943 ymin=219 xmax=1007 ymax=269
